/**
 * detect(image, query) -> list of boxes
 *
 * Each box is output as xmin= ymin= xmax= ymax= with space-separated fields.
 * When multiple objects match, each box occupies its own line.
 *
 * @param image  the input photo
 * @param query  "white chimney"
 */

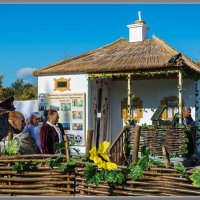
xmin=127 ymin=11 xmax=149 ymax=42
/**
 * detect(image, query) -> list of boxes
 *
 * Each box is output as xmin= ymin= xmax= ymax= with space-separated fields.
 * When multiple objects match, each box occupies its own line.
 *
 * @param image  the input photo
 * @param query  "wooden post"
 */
xmin=132 ymin=125 xmax=140 ymax=164
xmin=85 ymin=129 xmax=93 ymax=154
xmin=127 ymin=74 xmax=132 ymax=122
xmin=63 ymin=135 xmax=70 ymax=160
xmin=162 ymin=145 xmax=170 ymax=167
xmin=96 ymin=88 xmax=102 ymax=150
xmin=7 ymin=131 xmax=13 ymax=196
xmin=178 ymin=70 xmax=183 ymax=124
xmin=8 ymin=131 xmax=13 ymax=142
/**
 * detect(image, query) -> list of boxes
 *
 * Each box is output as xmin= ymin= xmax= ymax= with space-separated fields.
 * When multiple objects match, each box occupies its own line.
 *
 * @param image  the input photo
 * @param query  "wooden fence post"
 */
xmin=8 ymin=131 xmax=13 ymax=142
xmin=132 ymin=125 xmax=141 ymax=164
xmin=64 ymin=135 xmax=70 ymax=161
xmin=85 ymin=129 xmax=93 ymax=154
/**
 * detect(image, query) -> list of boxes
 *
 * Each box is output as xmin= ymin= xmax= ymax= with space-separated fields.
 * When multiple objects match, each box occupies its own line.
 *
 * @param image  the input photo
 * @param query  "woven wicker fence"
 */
xmin=75 ymin=163 xmax=200 ymax=196
xmin=0 ymin=156 xmax=199 ymax=196
xmin=129 ymin=126 xmax=187 ymax=157
xmin=0 ymin=154 xmax=75 ymax=196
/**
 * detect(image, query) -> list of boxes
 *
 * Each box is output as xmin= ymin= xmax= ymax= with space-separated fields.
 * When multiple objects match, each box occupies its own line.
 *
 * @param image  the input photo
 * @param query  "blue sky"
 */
xmin=0 ymin=4 xmax=200 ymax=87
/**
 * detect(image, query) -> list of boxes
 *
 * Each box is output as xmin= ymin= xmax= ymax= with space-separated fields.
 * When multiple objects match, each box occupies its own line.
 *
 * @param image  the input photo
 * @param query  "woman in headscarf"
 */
xmin=23 ymin=112 xmax=43 ymax=152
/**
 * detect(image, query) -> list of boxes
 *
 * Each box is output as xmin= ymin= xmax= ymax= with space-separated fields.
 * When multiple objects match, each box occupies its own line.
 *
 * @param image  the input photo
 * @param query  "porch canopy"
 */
xmin=33 ymin=36 xmax=200 ymax=124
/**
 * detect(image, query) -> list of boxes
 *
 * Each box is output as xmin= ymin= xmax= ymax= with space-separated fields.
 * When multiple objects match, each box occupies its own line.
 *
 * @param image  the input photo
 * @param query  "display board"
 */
xmin=38 ymin=93 xmax=86 ymax=146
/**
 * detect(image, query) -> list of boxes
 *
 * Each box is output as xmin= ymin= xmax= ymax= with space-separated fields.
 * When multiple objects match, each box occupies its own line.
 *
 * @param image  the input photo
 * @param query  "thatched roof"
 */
xmin=33 ymin=36 xmax=200 ymax=76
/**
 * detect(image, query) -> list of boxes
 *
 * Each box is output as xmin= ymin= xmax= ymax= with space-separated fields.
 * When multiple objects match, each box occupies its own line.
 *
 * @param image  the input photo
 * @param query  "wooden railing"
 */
xmin=108 ymin=127 xmax=129 ymax=164
xmin=108 ymin=125 xmax=141 ymax=164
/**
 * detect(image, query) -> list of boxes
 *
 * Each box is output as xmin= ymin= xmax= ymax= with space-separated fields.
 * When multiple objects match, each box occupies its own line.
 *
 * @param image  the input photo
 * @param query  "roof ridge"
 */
xmin=153 ymin=35 xmax=200 ymax=72
xmin=33 ymin=38 xmax=127 ymax=75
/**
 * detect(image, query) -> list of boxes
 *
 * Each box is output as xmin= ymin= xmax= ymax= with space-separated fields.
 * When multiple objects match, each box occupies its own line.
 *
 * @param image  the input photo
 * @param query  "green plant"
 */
xmin=48 ymin=156 xmax=64 ymax=169
xmin=59 ymin=159 xmax=77 ymax=171
xmin=12 ymin=161 xmax=41 ymax=171
xmin=174 ymin=162 xmax=186 ymax=176
xmin=190 ymin=169 xmax=200 ymax=187
xmin=54 ymin=141 xmax=66 ymax=154
xmin=5 ymin=140 xmax=20 ymax=156
xmin=84 ymin=162 xmax=125 ymax=186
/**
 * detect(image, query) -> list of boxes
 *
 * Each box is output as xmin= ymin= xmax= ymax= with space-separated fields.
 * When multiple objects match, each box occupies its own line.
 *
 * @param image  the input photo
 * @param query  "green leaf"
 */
xmin=174 ymin=162 xmax=186 ymax=176
xmin=48 ymin=156 xmax=64 ymax=169
xmin=137 ymin=156 xmax=149 ymax=171
xmin=129 ymin=165 xmax=144 ymax=181
xmin=141 ymin=146 xmax=151 ymax=157
xmin=116 ymin=172 xmax=125 ymax=184
xmin=105 ymin=171 xmax=117 ymax=184
xmin=72 ymin=148 xmax=81 ymax=157
xmin=12 ymin=161 xmax=40 ymax=171
xmin=88 ymin=172 xmax=102 ymax=186
xmin=149 ymin=159 xmax=165 ymax=167
xmin=5 ymin=140 xmax=19 ymax=156
xmin=84 ymin=162 xmax=96 ymax=180
xmin=58 ymin=159 xmax=76 ymax=171
xmin=54 ymin=142 xmax=66 ymax=154
xmin=190 ymin=169 xmax=200 ymax=187
xmin=84 ymin=163 xmax=102 ymax=186
xmin=69 ymin=137 xmax=76 ymax=146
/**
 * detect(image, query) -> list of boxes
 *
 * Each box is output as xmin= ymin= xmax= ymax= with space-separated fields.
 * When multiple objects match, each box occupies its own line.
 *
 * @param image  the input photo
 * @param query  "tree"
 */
xmin=0 ymin=87 xmax=14 ymax=101
xmin=10 ymin=79 xmax=25 ymax=100
xmin=0 ymin=75 xmax=3 ymax=89
xmin=0 ymin=75 xmax=14 ymax=101
xmin=21 ymin=84 xmax=37 ymax=100
xmin=10 ymin=79 xmax=37 ymax=100
xmin=0 ymin=77 xmax=37 ymax=101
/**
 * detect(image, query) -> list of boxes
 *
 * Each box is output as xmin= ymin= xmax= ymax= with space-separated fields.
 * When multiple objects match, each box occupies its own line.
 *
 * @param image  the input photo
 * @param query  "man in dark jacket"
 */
xmin=172 ymin=107 xmax=196 ymax=156
xmin=0 ymin=96 xmax=15 ymax=115
xmin=172 ymin=107 xmax=195 ymax=127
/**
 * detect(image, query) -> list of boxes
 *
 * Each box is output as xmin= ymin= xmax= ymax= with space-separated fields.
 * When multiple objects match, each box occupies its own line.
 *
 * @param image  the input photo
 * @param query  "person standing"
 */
xmin=172 ymin=107 xmax=195 ymax=127
xmin=40 ymin=109 xmax=65 ymax=154
xmin=0 ymin=96 xmax=16 ymax=115
xmin=23 ymin=112 xmax=43 ymax=153
xmin=172 ymin=107 xmax=196 ymax=155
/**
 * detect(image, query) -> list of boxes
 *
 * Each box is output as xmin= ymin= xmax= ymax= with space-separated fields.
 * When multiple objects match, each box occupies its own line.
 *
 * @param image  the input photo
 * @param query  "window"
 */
xmin=161 ymin=96 xmax=182 ymax=121
xmin=121 ymin=97 xmax=143 ymax=123
xmin=54 ymin=78 xmax=71 ymax=92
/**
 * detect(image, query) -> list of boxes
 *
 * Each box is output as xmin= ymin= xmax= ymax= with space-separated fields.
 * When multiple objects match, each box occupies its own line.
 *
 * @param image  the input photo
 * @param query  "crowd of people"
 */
xmin=0 ymin=96 xmax=65 ymax=154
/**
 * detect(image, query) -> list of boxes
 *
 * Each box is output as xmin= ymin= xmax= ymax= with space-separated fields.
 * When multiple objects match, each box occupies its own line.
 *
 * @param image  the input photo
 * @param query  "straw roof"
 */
xmin=33 ymin=36 xmax=200 ymax=76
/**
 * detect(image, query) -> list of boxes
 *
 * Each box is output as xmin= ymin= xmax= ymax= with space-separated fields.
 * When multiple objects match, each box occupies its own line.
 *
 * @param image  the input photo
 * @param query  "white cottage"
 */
xmin=33 ymin=13 xmax=200 ymax=154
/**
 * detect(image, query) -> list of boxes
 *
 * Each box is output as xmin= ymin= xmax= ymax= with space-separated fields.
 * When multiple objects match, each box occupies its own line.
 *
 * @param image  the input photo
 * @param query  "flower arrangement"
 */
xmin=84 ymin=141 xmax=200 ymax=188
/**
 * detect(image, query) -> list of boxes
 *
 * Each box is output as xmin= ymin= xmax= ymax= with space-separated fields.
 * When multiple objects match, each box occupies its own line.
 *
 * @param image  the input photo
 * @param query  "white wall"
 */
xmin=14 ymin=100 xmax=38 ymax=120
xmin=38 ymin=74 xmax=89 ymax=153
xmin=110 ymin=79 xmax=196 ymax=142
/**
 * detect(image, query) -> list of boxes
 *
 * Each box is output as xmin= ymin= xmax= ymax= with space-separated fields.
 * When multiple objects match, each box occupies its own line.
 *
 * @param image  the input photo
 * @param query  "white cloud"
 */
xmin=17 ymin=67 xmax=36 ymax=79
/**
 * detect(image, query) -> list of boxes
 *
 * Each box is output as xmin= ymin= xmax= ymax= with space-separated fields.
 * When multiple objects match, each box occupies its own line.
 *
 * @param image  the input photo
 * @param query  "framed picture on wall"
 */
xmin=54 ymin=78 xmax=71 ymax=92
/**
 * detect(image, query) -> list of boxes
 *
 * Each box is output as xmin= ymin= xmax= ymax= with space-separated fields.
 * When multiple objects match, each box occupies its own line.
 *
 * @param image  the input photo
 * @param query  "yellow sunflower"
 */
xmin=89 ymin=141 xmax=117 ymax=171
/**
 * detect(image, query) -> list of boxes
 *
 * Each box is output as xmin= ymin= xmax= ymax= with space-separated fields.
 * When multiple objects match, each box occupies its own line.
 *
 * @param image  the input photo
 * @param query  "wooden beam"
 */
xmin=132 ymin=126 xmax=141 ymax=164
xmin=88 ymin=70 xmax=179 ymax=78
xmin=85 ymin=129 xmax=93 ymax=154
xmin=178 ymin=70 xmax=183 ymax=124
xmin=127 ymin=74 xmax=132 ymax=121
xmin=63 ymin=135 xmax=70 ymax=160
